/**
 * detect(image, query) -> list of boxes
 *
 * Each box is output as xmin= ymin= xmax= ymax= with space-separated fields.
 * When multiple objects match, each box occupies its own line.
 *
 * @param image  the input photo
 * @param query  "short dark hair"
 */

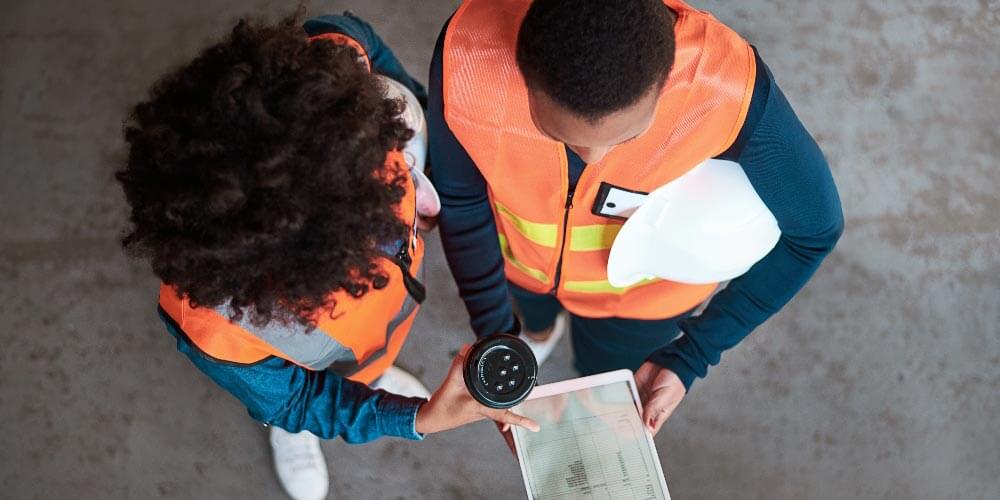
xmin=516 ymin=0 xmax=675 ymax=121
xmin=117 ymin=16 xmax=413 ymax=326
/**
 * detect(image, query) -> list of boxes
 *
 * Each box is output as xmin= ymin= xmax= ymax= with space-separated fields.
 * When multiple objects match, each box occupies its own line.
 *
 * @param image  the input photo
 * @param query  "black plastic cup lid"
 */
xmin=463 ymin=334 xmax=538 ymax=409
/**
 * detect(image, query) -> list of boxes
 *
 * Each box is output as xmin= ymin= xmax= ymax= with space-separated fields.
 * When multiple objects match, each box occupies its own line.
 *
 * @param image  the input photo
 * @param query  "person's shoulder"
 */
xmin=715 ymin=48 xmax=773 ymax=160
xmin=303 ymin=12 xmax=382 ymax=50
xmin=302 ymin=12 xmax=369 ymax=40
xmin=302 ymin=13 xmax=374 ymax=69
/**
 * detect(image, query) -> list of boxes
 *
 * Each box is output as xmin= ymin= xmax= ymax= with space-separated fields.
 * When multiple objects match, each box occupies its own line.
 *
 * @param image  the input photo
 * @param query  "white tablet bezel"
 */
xmin=511 ymin=369 xmax=671 ymax=500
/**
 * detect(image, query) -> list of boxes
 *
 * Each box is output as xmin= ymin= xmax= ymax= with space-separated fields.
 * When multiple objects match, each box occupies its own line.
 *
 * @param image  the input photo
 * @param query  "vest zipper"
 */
xmin=549 ymin=190 xmax=574 ymax=295
xmin=392 ymin=242 xmax=426 ymax=304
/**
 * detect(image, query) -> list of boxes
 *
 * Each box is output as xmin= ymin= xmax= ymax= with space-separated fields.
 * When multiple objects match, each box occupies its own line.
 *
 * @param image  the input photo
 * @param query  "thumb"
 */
xmin=643 ymin=391 xmax=676 ymax=434
xmin=456 ymin=343 xmax=472 ymax=362
xmin=634 ymin=362 xmax=657 ymax=400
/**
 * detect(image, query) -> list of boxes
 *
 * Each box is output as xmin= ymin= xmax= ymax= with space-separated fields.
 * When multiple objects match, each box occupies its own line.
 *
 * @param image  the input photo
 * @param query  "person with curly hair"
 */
xmin=430 ymin=0 xmax=843 ymax=443
xmin=118 ymin=12 xmax=537 ymax=500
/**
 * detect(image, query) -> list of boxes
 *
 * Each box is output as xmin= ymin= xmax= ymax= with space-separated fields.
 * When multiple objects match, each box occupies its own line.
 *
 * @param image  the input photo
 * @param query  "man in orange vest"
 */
xmin=117 ymin=13 xmax=537 ymax=500
xmin=429 ymin=0 xmax=843 ymax=437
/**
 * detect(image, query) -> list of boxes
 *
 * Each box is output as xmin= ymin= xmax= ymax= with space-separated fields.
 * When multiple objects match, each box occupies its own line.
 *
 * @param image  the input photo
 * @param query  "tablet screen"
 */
xmin=513 ymin=380 xmax=669 ymax=500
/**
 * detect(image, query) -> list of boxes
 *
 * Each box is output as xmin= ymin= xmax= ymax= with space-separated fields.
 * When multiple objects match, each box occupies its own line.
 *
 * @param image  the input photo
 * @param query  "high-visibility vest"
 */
xmin=442 ymin=0 xmax=756 ymax=319
xmin=158 ymin=34 xmax=425 ymax=385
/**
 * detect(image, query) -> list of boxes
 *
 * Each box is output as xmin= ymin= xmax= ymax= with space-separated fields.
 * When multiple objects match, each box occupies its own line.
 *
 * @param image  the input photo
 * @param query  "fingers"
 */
xmin=489 ymin=409 xmax=540 ymax=432
xmin=634 ymin=361 xmax=657 ymax=401
xmin=494 ymin=421 xmax=517 ymax=457
xmin=643 ymin=391 xmax=679 ymax=435
xmin=644 ymin=405 xmax=668 ymax=434
xmin=637 ymin=384 xmax=649 ymax=405
xmin=634 ymin=360 xmax=655 ymax=382
xmin=502 ymin=431 xmax=517 ymax=457
xmin=416 ymin=215 xmax=439 ymax=232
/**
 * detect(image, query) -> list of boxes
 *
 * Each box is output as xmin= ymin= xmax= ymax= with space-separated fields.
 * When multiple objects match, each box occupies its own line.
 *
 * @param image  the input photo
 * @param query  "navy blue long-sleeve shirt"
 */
xmin=428 ymin=26 xmax=844 ymax=390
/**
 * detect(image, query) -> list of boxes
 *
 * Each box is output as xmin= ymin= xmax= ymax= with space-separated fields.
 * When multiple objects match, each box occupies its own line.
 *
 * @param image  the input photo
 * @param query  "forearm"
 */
xmin=428 ymin=23 xmax=515 ymax=337
xmin=649 ymin=226 xmax=841 ymax=389
xmin=436 ymin=197 xmax=516 ymax=337
xmin=251 ymin=364 xmax=426 ymax=443
xmin=649 ymin=53 xmax=844 ymax=389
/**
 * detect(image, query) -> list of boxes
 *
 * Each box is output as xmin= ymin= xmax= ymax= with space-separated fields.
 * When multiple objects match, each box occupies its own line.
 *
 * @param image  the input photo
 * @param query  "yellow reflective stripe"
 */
xmin=495 ymin=202 xmax=558 ymax=248
xmin=563 ymin=278 xmax=658 ymax=294
xmin=569 ymin=224 xmax=623 ymax=252
xmin=498 ymin=234 xmax=549 ymax=284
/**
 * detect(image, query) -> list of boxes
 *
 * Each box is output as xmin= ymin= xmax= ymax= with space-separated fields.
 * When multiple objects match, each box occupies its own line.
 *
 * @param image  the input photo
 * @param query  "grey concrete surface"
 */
xmin=1 ymin=0 xmax=997 ymax=498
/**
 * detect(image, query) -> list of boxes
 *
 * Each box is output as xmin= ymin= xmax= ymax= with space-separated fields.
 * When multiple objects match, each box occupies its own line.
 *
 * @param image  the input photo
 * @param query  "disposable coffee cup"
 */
xmin=463 ymin=334 xmax=538 ymax=409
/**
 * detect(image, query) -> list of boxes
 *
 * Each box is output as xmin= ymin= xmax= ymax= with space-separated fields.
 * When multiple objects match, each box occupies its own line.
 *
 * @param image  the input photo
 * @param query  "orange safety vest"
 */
xmin=442 ymin=0 xmax=756 ymax=319
xmin=158 ymin=34 xmax=424 ymax=385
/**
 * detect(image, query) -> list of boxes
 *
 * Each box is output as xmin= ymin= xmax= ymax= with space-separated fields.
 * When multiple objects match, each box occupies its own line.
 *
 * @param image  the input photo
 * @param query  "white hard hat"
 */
xmin=376 ymin=75 xmax=440 ymax=218
xmin=606 ymin=159 xmax=780 ymax=286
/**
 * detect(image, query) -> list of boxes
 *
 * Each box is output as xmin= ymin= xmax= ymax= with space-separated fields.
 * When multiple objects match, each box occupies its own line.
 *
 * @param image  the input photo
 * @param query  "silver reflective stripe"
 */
xmin=218 ymin=305 xmax=357 ymax=372
xmin=216 ymin=258 xmax=424 ymax=377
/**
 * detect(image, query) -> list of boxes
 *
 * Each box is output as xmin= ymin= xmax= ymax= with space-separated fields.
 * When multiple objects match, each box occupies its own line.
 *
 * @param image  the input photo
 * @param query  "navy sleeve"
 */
xmin=427 ymin=22 xmax=517 ymax=338
xmin=303 ymin=13 xmax=427 ymax=106
xmin=161 ymin=311 xmax=426 ymax=443
xmin=647 ymin=51 xmax=845 ymax=390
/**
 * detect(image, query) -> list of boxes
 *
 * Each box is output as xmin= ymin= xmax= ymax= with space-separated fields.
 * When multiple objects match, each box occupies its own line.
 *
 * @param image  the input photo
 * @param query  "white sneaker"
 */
xmin=371 ymin=366 xmax=432 ymax=399
xmin=520 ymin=311 xmax=568 ymax=366
xmin=269 ymin=427 xmax=329 ymax=500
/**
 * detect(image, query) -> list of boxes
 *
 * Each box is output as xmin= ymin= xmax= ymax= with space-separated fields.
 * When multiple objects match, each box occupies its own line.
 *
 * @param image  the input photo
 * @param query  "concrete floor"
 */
xmin=1 ymin=0 xmax=997 ymax=498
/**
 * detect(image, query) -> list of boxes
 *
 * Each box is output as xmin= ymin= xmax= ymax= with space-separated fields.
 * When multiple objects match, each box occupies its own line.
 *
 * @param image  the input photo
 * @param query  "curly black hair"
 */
xmin=516 ymin=0 xmax=676 ymax=121
xmin=117 ymin=16 xmax=413 ymax=327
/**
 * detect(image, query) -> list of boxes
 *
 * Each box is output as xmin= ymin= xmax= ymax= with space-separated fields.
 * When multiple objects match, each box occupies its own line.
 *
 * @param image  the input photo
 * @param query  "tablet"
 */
xmin=511 ymin=370 xmax=671 ymax=500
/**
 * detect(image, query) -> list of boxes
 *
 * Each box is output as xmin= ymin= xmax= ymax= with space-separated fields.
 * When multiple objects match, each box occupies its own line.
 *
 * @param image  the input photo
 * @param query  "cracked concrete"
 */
xmin=0 ymin=0 xmax=997 ymax=499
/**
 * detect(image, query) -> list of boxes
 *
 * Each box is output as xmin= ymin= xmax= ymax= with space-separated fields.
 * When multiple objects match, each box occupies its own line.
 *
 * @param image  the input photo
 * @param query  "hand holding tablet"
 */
xmin=634 ymin=362 xmax=687 ymax=435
